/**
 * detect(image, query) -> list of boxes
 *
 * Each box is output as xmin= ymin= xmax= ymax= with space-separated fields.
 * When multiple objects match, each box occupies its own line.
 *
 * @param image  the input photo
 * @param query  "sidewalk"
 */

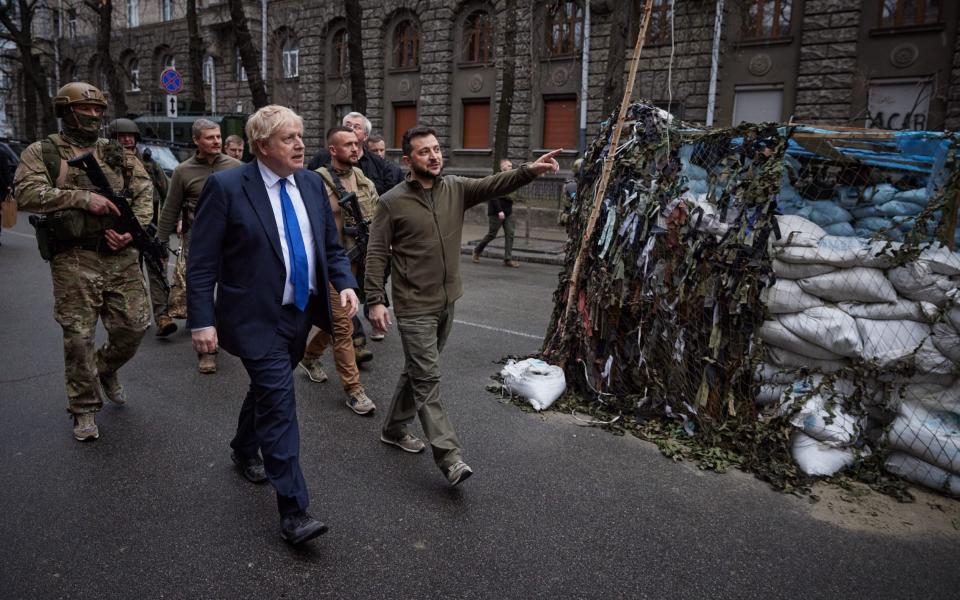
xmin=460 ymin=222 xmax=568 ymax=265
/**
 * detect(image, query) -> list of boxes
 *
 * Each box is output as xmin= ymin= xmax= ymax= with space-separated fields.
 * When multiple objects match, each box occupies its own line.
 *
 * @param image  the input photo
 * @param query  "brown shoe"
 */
xmin=354 ymin=346 xmax=374 ymax=364
xmin=504 ymin=260 xmax=520 ymax=268
xmin=472 ymin=250 xmax=481 ymax=263
xmin=198 ymin=353 xmax=217 ymax=374
xmin=155 ymin=314 xmax=178 ymax=337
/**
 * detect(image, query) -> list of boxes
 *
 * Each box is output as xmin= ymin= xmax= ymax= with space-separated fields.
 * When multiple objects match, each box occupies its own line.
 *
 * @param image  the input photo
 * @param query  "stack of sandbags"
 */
xmin=883 ymin=385 xmax=960 ymax=497
xmin=755 ymin=214 xmax=960 ymax=484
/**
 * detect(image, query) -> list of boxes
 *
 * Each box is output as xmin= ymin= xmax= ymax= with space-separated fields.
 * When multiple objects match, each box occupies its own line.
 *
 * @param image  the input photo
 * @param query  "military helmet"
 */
xmin=53 ymin=82 xmax=108 ymax=118
xmin=108 ymin=118 xmax=141 ymax=140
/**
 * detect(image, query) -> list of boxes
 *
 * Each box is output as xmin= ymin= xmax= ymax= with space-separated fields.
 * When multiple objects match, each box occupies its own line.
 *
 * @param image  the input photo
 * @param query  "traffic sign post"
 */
xmin=160 ymin=68 xmax=183 ymax=95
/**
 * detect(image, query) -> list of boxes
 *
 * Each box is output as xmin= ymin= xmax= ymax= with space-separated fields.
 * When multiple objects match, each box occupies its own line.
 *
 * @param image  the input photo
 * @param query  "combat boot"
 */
xmin=155 ymin=314 xmax=178 ymax=337
xmin=73 ymin=413 xmax=99 ymax=442
xmin=96 ymin=371 xmax=126 ymax=405
xmin=198 ymin=352 xmax=217 ymax=374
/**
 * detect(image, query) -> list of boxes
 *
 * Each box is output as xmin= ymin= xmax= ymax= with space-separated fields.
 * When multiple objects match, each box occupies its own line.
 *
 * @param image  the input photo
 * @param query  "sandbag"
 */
xmin=780 ymin=306 xmax=863 ymax=358
xmin=759 ymin=319 xmax=842 ymax=360
xmin=856 ymin=318 xmax=931 ymax=368
xmin=754 ymin=363 xmax=796 ymax=384
xmin=893 ymin=188 xmax=928 ymax=206
xmin=756 ymin=384 xmax=788 ymax=406
xmin=864 ymin=183 xmax=897 ymax=204
xmin=919 ymin=245 xmax=960 ymax=276
xmin=877 ymin=200 xmax=924 ymax=217
xmin=797 ymin=267 xmax=898 ymax=303
xmin=763 ymin=279 xmax=824 ymax=314
xmin=774 ymin=235 xmax=869 ymax=267
xmin=884 ymin=452 xmax=960 ymax=497
xmin=948 ymin=304 xmax=960 ymax=332
xmin=837 ymin=298 xmax=935 ymax=322
xmin=500 ymin=358 xmax=566 ymax=411
xmin=786 ymin=395 xmax=861 ymax=447
xmin=851 ymin=205 xmax=879 ymax=220
xmin=859 ymin=240 xmax=902 ymax=269
xmin=931 ymin=321 xmax=960 ymax=364
xmin=765 ymin=346 xmax=844 ymax=372
xmin=807 ymin=201 xmax=853 ymax=226
xmin=771 ymin=215 xmax=826 ymax=247
xmin=915 ymin=337 xmax=955 ymax=375
xmin=822 ymin=222 xmax=855 ymax=237
xmin=791 ymin=432 xmax=855 ymax=476
xmin=771 ymin=259 xmax=837 ymax=280
xmin=887 ymin=261 xmax=957 ymax=307
xmin=854 ymin=217 xmax=893 ymax=232
xmin=885 ymin=401 xmax=960 ymax=476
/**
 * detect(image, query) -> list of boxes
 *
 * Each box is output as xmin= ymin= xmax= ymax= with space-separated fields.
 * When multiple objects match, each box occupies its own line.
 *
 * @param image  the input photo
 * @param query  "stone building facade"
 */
xmin=7 ymin=0 xmax=960 ymax=175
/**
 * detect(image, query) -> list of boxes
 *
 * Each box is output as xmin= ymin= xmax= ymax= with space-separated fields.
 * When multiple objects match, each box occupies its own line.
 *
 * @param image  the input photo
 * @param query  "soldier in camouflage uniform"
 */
xmin=13 ymin=82 xmax=153 ymax=442
xmin=108 ymin=118 xmax=176 ymax=337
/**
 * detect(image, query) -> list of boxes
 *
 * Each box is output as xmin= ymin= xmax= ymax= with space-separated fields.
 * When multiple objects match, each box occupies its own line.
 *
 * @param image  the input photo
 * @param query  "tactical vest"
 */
xmin=41 ymin=134 xmax=131 ymax=247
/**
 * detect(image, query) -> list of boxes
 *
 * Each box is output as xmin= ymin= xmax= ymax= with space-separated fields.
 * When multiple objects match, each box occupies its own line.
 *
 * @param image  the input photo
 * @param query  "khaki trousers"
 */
xmin=382 ymin=303 xmax=462 ymax=469
xmin=303 ymin=284 xmax=361 ymax=394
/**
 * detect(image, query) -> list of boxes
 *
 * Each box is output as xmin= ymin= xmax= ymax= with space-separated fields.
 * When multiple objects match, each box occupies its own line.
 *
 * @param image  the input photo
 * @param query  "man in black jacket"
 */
xmin=307 ymin=112 xmax=403 ymax=196
xmin=471 ymin=159 xmax=520 ymax=268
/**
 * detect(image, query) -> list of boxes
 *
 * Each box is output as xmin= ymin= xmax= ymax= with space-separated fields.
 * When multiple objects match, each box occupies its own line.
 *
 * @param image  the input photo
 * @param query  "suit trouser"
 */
xmin=302 ymin=284 xmax=361 ymax=395
xmin=231 ymin=302 xmax=313 ymax=517
xmin=382 ymin=303 xmax=463 ymax=469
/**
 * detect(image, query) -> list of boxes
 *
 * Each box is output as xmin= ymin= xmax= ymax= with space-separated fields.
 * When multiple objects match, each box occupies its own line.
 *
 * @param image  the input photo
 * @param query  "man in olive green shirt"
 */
xmin=365 ymin=126 xmax=560 ymax=486
xmin=158 ymin=119 xmax=242 ymax=373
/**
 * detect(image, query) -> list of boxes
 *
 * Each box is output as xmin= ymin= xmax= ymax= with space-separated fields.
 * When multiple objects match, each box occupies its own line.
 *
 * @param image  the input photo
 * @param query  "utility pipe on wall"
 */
xmin=705 ymin=0 xmax=724 ymax=126
xmin=578 ymin=0 xmax=591 ymax=154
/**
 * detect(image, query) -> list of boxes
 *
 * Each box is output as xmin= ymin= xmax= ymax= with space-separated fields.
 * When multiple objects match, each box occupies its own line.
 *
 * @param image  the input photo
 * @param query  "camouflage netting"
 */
xmin=537 ymin=102 xmax=960 ymax=497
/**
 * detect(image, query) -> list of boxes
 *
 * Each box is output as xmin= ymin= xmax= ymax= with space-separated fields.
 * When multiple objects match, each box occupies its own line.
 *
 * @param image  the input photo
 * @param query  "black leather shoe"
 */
xmin=230 ymin=451 xmax=267 ymax=484
xmin=280 ymin=512 xmax=329 ymax=545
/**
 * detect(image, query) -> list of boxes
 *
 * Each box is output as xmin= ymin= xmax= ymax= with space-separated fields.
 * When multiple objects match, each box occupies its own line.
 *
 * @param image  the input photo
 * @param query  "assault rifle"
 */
xmin=338 ymin=191 xmax=370 ymax=264
xmin=67 ymin=152 xmax=170 ymax=294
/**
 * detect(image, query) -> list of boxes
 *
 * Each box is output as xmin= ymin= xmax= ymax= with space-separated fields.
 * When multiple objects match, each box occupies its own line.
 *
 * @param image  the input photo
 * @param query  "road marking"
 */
xmin=454 ymin=319 xmax=542 ymax=340
xmin=4 ymin=230 xmax=35 ymax=238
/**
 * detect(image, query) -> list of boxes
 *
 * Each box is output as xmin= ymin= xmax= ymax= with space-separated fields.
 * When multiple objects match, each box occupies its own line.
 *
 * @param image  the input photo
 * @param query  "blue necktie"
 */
xmin=278 ymin=179 xmax=309 ymax=311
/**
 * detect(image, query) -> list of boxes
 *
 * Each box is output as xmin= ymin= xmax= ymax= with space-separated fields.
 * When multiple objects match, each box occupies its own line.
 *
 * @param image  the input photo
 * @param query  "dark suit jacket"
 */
xmin=186 ymin=160 xmax=357 ymax=360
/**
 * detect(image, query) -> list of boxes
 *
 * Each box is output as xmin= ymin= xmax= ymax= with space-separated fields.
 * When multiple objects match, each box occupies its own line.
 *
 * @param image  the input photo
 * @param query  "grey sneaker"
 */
xmin=73 ymin=413 xmax=99 ymax=442
xmin=96 ymin=371 xmax=126 ymax=405
xmin=298 ymin=358 xmax=328 ymax=383
xmin=346 ymin=389 xmax=376 ymax=415
xmin=446 ymin=461 xmax=473 ymax=486
xmin=380 ymin=430 xmax=425 ymax=453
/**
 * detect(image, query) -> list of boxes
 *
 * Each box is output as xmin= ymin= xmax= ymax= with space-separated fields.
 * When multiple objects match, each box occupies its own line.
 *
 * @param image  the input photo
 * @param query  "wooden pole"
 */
xmin=561 ymin=1 xmax=654 ymax=325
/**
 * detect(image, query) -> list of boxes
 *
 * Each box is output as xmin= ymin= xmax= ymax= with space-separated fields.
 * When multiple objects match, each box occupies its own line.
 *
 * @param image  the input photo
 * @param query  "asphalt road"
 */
xmin=1 ymin=218 xmax=957 ymax=599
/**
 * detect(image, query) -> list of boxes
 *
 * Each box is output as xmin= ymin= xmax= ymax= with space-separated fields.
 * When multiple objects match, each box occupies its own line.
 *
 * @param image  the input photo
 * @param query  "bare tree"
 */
xmin=492 ymin=0 xmax=517 ymax=171
xmin=345 ymin=0 xmax=366 ymax=114
xmin=601 ymin=0 xmax=634 ymax=117
xmin=186 ymin=0 xmax=205 ymax=111
xmin=82 ymin=0 xmax=127 ymax=117
xmin=0 ymin=0 xmax=57 ymax=136
xmin=227 ymin=0 xmax=269 ymax=108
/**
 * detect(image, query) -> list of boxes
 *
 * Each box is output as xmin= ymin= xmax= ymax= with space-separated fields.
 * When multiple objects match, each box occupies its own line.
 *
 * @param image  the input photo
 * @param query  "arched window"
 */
xmin=282 ymin=38 xmax=299 ymax=79
xmin=462 ymin=10 xmax=493 ymax=64
xmin=392 ymin=19 xmax=419 ymax=69
xmin=742 ymin=0 xmax=792 ymax=39
xmin=332 ymin=28 xmax=348 ymax=77
xmin=545 ymin=0 xmax=582 ymax=56
xmin=163 ymin=54 xmax=176 ymax=69
xmin=128 ymin=57 xmax=141 ymax=91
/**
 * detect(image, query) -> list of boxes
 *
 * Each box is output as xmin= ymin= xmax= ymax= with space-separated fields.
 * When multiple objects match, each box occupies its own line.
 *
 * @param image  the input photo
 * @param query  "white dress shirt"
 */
xmin=257 ymin=161 xmax=318 ymax=304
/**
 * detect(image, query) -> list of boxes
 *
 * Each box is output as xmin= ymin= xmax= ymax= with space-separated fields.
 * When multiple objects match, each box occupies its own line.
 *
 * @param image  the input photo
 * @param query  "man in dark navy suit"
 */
xmin=187 ymin=105 xmax=358 ymax=546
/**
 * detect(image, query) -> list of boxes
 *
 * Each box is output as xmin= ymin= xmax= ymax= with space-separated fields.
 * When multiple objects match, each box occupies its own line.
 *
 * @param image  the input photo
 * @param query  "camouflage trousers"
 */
xmin=51 ymin=247 xmax=150 ymax=414
xmin=145 ymin=256 xmax=170 ymax=323
xmin=167 ymin=238 xmax=188 ymax=319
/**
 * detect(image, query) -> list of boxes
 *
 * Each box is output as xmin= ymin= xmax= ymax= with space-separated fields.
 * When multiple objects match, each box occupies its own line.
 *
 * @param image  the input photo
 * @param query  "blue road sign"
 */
xmin=160 ymin=68 xmax=183 ymax=95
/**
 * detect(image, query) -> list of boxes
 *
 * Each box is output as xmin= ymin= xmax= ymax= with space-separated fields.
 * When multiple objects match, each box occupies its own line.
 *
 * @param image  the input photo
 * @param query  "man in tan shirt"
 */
xmin=158 ymin=119 xmax=242 ymax=373
xmin=299 ymin=126 xmax=377 ymax=415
